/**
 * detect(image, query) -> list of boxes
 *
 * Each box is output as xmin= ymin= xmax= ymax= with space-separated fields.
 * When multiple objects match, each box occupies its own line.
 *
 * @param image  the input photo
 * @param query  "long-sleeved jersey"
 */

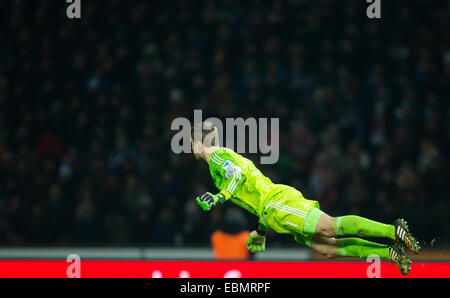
xmin=209 ymin=147 xmax=295 ymax=221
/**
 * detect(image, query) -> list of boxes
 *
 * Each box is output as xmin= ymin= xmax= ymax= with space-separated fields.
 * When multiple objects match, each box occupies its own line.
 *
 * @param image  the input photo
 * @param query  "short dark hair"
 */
xmin=191 ymin=121 xmax=219 ymax=147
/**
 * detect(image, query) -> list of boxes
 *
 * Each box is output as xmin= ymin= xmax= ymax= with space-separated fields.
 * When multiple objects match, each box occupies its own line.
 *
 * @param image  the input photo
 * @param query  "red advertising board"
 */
xmin=0 ymin=260 xmax=449 ymax=278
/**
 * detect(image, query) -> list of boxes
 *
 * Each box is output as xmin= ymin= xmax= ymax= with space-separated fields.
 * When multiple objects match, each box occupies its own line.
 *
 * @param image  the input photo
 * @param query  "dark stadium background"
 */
xmin=0 ymin=0 xmax=449 ymax=268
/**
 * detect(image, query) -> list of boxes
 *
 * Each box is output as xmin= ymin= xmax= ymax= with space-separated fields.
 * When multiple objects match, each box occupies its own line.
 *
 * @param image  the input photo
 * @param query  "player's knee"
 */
xmin=318 ymin=250 xmax=333 ymax=259
xmin=324 ymin=253 xmax=336 ymax=259
xmin=324 ymin=246 xmax=338 ymax=259
xmin=316 ymin=216 xmax=336 ymax=238
xmin=314 ymin=247 xmax=336 ymax=259
xmin=317 ymin=229 xmax=334 ymax=238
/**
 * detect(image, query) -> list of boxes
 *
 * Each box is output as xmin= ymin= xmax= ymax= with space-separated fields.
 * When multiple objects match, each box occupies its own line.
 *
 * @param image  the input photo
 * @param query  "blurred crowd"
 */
xmin=0 ymin=0 xmax=449 ymax=247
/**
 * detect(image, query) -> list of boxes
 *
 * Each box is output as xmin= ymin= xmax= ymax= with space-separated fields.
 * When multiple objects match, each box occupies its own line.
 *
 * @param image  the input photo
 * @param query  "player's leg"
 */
xmin=310 ymin=235 xmax=412 ymax=275
xmin=266 ymin=194 xmax=413 ymax=274
xmin=312 ymin=209 xmax=420 ymax=253
xmin=321 ymin=236 xmax=390 ymax=259
xmin=304 ymin=210 xmax=392 ymax=260
xmin=313 ymin=210 xmax=394 ymax=239
xmin=310 ymin=235 xmax=389 ymax=260
xmin=309 ymin=235 xmax=339 ymax=259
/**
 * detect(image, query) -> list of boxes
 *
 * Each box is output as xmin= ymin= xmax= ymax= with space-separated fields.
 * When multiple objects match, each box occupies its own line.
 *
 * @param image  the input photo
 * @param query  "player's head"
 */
xmin=190 ymin=120 xmax=219 ymax=160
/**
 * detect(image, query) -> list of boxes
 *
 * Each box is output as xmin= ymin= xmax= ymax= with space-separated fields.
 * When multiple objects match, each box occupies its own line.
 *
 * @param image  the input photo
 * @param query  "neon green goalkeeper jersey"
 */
xmin=209 ymin=147 xmax=290 ymax=220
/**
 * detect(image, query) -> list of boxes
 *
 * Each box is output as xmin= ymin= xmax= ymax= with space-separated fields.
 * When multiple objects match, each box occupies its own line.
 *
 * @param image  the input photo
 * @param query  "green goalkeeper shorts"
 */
xmin=261 ymin=186 xmax=324 ymax=247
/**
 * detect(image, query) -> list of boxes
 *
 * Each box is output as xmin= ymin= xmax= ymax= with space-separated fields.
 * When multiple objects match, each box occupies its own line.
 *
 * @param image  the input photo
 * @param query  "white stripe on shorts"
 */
xmin=266 ymin=201 xmax=306 ymax=219
xmin=268 ymin=200 xmax=308 ymax=217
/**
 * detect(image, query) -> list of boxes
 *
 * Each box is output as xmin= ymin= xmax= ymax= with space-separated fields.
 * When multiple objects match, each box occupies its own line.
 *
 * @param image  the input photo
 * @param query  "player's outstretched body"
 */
xmin=191 ymin=121 xmax=421 ymax=275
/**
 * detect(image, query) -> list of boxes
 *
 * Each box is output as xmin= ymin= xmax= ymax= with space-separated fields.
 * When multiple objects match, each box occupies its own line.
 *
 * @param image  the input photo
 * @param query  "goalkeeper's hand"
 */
xmin=196 ymin=192 xmax=225 ymax=211
xmin=246 ymin=230 xmax=266 ymax=253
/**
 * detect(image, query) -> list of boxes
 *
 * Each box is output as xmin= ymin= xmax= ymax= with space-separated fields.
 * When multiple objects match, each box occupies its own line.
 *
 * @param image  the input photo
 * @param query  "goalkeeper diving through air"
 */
xmin=191 ymin=121 xmax=421 ymax=275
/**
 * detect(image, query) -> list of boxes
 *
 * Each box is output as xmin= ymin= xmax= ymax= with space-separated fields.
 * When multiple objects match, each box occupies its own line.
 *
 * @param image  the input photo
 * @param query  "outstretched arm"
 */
xmin=196 ymin=151 xmax=246 ymax=211
xmin=195 ymin=168 xmax=246 ymax=211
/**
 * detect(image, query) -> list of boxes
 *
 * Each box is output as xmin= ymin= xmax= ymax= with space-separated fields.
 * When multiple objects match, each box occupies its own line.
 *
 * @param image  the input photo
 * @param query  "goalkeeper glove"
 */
xmin=196 ymin=192 xmax=226 ymax=211
xmin=247 ymin=224 xmax=268 ymax=253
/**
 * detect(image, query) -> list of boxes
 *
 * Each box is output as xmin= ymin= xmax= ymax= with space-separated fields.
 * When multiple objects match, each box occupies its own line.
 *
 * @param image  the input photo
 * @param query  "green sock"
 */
xmin=335 ymin=215 xmax=395 ymax=239
xmin=337 ymin=238 xmax=390 ymax=260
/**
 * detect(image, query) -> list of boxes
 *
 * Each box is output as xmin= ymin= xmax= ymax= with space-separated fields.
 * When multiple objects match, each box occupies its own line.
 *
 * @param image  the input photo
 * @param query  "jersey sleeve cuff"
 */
xmin=256 ymin=223 xmax=268 ymax=236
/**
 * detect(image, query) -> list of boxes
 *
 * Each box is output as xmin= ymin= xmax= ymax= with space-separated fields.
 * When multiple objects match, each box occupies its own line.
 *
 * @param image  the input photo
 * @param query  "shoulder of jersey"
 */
xmin=210 ymin=150 xmax=225 ymax=165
